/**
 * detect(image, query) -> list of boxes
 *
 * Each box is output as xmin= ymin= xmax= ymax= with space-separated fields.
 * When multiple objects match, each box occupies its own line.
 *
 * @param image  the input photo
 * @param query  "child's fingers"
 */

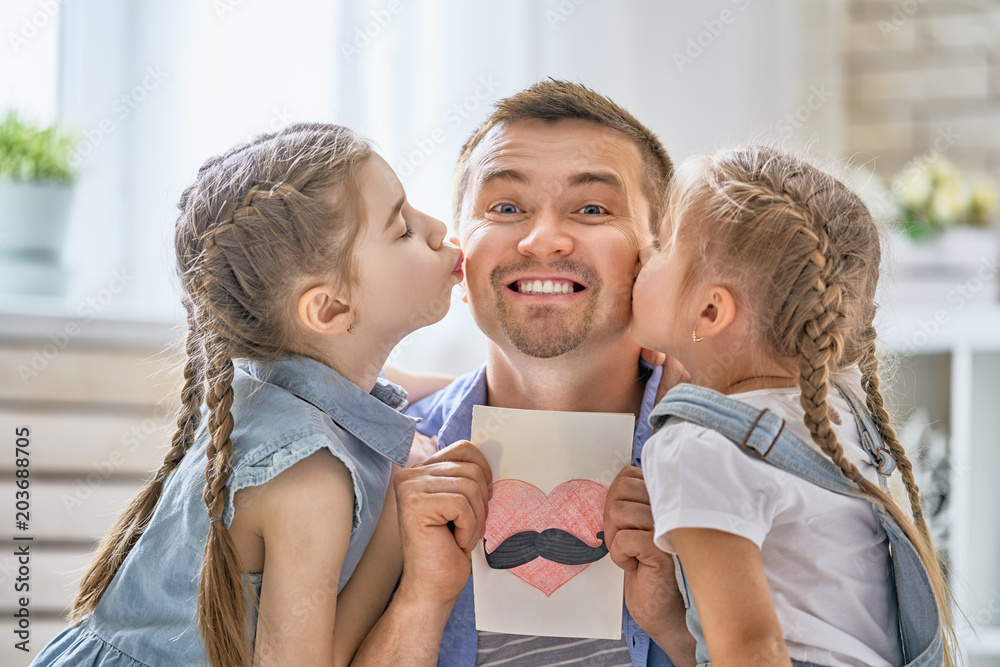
xmin=640 ymin=347 xmax=667 ymax=367
xmin=406 ymin=432 xmax=439 ymax=468
xmin=655 ymin=355 xmax=691 ymax=404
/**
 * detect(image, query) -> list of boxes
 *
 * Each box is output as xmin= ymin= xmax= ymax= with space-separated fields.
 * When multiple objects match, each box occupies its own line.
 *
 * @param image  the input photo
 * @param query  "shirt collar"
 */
xmin=238 ymin=355 xmax=415 ymax=466
xmin=634 ymin=358 xmax=662 ymax=466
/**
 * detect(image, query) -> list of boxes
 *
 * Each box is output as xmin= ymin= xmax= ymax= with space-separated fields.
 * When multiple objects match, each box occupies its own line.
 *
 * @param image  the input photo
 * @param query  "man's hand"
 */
xmin=604 ymin=465 xmax=695 ymax=667
xmin=353 ymin=442 xmax=491 ymax=666
xmin=392 ymin=440 xmax=492 ymax=608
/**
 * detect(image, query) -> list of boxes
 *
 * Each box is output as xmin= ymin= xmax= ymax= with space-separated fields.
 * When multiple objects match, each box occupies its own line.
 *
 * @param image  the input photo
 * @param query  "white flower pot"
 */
xmin=885 ymin=226 xmax=1000 ymax=309
xmin=0 ymin=180 xmax=75 ymax=295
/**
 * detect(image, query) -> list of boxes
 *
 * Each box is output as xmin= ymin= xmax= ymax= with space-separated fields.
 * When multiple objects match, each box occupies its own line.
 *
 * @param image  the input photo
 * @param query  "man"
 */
xmin=354 ymin=80 xmax=695 ymax=667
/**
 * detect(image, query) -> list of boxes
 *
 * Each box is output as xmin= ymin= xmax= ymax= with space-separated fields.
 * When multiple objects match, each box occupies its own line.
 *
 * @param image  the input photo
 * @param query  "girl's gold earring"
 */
xmin=692 ymin=328 xmax=704 ymax=343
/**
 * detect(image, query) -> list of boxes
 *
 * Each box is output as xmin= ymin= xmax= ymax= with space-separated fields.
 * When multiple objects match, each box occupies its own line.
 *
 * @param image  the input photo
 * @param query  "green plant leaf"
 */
xmin=0 ymin=109 xmax=77 ymax=183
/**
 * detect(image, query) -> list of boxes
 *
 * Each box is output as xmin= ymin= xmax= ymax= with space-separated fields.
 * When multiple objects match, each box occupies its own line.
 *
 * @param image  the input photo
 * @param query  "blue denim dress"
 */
xmin=648 ymin=383 xmax=944 ymax=667
xmin=32 ymin=355 xmax=415 ymax=667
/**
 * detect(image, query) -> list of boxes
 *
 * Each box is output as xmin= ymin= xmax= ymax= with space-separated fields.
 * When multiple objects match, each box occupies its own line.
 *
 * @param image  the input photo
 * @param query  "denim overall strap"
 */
xmin=648 ymin=384 xmax=944 ymax=667
xmin=832 ymin=381 xmax=897 ymax=484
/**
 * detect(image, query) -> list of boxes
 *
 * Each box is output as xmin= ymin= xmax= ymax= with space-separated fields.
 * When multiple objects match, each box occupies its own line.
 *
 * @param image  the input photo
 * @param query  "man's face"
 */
xmin=459 ymin=119 xmax=651 ymax=359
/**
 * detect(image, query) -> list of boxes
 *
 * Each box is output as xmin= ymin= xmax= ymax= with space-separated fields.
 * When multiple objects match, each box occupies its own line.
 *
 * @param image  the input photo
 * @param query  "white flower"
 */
xmin=897 ymin=164 xmax=933 ymax=208
xmin=930 ymin=178 xmax=971 ymax=225
xmin=969 ymin=177 xmax=999 ymax=225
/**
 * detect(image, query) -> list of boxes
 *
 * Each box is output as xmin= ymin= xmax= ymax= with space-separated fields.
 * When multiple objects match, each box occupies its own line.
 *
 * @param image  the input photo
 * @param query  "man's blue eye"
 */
xmin=497 ymin=203 xmax=519 ymax=215
xmin=580 ymin=205 xmax=606 ymax=215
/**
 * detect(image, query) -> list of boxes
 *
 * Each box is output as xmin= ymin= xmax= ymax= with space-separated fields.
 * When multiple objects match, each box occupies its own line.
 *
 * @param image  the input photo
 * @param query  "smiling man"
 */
xmin=352 ymin=81 xmax=695 ymax=667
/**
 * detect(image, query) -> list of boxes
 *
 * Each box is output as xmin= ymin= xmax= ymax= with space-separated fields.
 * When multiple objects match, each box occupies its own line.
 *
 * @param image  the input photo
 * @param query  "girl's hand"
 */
xmin=640 ymin=350 xmax=691 ymax=404
xmin=640 ymin=348 xmax=667 ymax=367
xmin=669 ymin=528 xmax=791 ymax=667
xmin=406 ymin=432 xmax=439 ymax=468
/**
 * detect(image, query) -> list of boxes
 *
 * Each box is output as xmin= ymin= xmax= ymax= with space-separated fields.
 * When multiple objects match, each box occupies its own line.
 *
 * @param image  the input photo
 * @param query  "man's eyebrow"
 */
xmin=383 ymin=194 xmax=405 ymax=232
xmin=568 ymin=171 xmax=626 ymax=197
xmin=477 ymin=167 xmax=529 ymax=188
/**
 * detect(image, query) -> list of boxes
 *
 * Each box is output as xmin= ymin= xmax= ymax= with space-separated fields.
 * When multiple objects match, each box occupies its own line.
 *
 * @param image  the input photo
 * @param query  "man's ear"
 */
xmin=694 ymin=285 xmax=737 ymax=339
xmin=450 ymin=234 xmax=470 ymax=304
xmin=297 ymin=284 xmax=352 ymax=335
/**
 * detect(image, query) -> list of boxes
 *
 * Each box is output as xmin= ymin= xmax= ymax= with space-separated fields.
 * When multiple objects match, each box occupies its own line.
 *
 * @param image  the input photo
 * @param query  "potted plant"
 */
xmin=0 ymin=109 xmax=77 ymax=295
xmin=895 ymin=157 xmax=997 ymax=242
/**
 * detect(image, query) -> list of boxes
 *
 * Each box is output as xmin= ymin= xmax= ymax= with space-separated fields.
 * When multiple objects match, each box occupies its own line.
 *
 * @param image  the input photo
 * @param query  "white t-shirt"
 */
xmin=642 ymin=381 xmax=904 ymax=667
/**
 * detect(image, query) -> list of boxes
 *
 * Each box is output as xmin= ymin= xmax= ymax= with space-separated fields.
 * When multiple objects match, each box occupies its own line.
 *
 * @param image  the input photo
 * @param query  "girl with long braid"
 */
xmin=631 ymin=146 xmax=957 ymax=666
xmin=33 ymin=123 xmax=465 ymax=666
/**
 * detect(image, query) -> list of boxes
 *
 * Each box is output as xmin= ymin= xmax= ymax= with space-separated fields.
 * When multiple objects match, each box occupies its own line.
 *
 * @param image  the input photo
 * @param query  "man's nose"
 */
xmin=517 ymin=210 xmax=573 ymax=258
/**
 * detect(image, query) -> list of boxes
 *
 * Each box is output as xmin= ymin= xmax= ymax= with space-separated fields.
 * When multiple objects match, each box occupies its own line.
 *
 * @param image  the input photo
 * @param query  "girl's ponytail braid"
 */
xmin=788 ymin=219 xmax=862 ymax=482
xmin=859 ymin=339 xmax=930 ymax=539
xmin=197 ymin=327 xmax=252 ymax=667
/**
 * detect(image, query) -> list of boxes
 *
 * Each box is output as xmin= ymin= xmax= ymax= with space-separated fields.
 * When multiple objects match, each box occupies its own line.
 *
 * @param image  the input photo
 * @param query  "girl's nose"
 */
xmin=424 ymin=212 xmax=447 ymax=249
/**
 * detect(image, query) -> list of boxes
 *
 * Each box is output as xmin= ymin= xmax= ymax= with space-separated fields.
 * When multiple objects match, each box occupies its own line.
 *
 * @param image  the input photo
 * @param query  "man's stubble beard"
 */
xmin=485 ymin=259 xmax=628 ymax=359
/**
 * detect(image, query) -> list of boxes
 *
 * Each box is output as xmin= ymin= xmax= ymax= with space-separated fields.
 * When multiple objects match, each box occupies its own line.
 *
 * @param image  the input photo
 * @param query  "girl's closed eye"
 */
xmin=401 ymin=221 xmax=415 ymax=239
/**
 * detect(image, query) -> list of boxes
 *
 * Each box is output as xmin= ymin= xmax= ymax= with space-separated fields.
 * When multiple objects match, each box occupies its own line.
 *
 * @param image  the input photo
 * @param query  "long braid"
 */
xmin=71 ymin=299 xmax=206 ymax=621
xmin=197 ymin=330 xmax=252 ymax=667
xmin=790 ymin=224 xmax=859 ymax=481
xmin=858 ymin=340 xmax=930 ymax=539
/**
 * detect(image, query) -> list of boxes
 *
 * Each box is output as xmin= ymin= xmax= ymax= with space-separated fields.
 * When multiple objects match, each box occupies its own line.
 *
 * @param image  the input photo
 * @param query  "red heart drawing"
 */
xmin=483 ymin=478 xmax=609 ymax=596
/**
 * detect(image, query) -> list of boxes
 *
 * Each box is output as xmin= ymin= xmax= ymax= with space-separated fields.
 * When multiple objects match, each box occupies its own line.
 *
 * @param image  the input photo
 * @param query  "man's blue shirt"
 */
xmin=407 ymin=360 xmax=674 ymax=667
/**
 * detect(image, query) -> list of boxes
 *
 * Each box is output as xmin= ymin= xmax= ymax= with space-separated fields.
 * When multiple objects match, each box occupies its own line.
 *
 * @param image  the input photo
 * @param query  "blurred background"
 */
xmin=1 ymin=1 xmax=998 ymax=664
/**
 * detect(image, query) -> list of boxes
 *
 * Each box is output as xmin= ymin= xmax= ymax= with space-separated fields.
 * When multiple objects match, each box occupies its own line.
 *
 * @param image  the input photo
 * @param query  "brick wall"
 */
xmin=844 ymin=0 xmax=1000 ymax=182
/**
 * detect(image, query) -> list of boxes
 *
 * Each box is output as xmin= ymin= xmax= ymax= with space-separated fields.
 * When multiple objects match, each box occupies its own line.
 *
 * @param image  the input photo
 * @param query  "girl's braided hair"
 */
xmin=71 ymin=123 xmax=372 ymax=667
xmin=666 ymin=145 xmax=957 ymax=665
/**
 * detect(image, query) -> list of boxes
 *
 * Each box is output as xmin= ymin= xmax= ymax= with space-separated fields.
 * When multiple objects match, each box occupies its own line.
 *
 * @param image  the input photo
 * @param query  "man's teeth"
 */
xmin=517 ymin=279 xmax=575 ymax=294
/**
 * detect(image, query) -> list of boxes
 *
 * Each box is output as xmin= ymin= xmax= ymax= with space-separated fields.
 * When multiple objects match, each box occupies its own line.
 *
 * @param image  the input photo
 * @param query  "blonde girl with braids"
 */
xmin=32 ymin=123 xmax=465 ymax=667
xmin=631 ymin=145 xmax=957 ymax=667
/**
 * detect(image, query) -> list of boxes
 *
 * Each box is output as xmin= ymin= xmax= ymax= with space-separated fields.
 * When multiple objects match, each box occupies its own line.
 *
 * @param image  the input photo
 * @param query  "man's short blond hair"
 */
xmin=452 ymin=79 xmax=673 ymax=233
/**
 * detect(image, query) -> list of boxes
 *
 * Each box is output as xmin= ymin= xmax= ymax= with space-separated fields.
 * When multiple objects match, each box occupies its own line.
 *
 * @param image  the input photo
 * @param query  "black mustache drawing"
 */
xmin=483 ymin=529 xmax=608 ymax=569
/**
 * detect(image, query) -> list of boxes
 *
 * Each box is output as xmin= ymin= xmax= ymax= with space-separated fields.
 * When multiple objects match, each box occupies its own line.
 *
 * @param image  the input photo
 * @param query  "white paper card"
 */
xmin=470 ymin=405 xmax=634 ymax=639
